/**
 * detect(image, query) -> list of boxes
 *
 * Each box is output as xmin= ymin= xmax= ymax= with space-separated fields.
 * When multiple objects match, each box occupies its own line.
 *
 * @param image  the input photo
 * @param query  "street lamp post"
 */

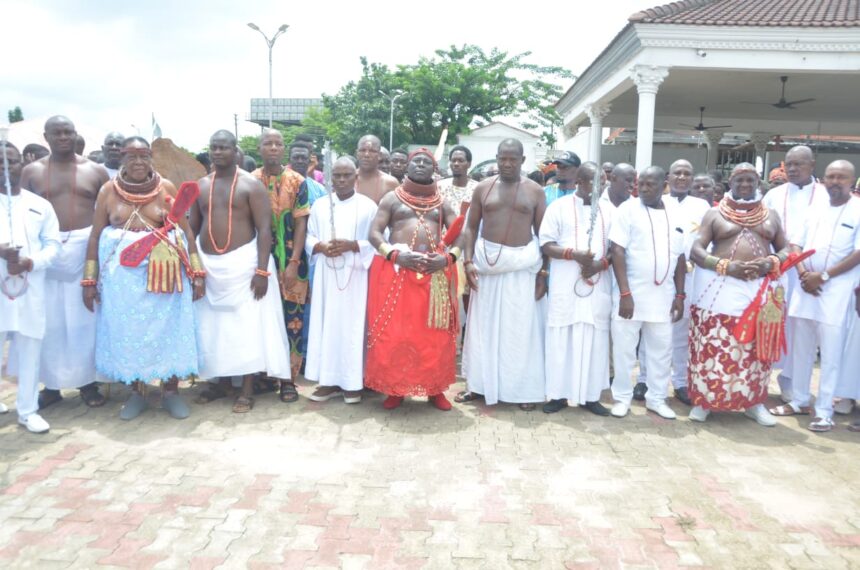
xmin=378 ymin=89 xmax=405 ymax=149
xmin=248 ymin=23 xmax=289 ymax=129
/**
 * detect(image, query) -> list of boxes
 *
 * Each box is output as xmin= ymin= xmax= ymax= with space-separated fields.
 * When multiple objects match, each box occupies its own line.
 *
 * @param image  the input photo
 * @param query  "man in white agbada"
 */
xmin=19 ymin=116 xmax=109 ymax=409
xmin=190 ymin=130 xmax=290 ymax=414
xmin=609 ymin=166 xmax=686 ymax=420
xmin=838 ymin=291 xmax=860 ymax=431
xmin=460 ymin=138 xmax=547 ymax=410
xmin=637 ymin=160 xmax=710 ymax=406
xmin=305 ymin=158 xmax=377 ymax=404
xmin=762 ymin=145 xmax=829 ymax=402
xmin=770 ymin=160 xmax=860 ymax=432
xmin=540 ymin=162 xmax=612 ymax=415
xmin=0 ymin=142 xmax=60 ymax=432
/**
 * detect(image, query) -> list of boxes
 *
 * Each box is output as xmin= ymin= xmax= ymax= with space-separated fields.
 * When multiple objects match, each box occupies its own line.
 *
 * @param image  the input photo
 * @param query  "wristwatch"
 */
xmin=821 ymin=271 xmax=830 ymax=282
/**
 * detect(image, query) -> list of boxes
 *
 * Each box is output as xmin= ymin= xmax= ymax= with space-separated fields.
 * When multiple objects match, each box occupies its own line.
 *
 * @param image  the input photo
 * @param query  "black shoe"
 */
xmin=542 ymin=399 xmax=568 ymax=414
xmin=584 ymin=401 xmax=610 ymax=416
xmin=633 ymin=383 xmax=647 ymax=401
xmin=674 ymin=387 xmax=692 ymax=406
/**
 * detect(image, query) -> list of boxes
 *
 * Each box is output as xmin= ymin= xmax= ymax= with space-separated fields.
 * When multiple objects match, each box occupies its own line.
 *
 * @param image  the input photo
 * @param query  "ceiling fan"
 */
xmin=679 ymin=107 xmax=733 ymax=131
xmin=742 ymin=76 xmax=816 ymax=109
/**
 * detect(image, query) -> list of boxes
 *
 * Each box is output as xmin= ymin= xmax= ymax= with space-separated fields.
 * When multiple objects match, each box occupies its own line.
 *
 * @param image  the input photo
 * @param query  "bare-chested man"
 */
xmin=355 ymin=134 xmax=398 ymax=204
xmin=191 ymin=130 xmax=291 ymax=414
xmin=21 ymin=115 xmax=109 ymax=409
xmin=84 ymin=136 xmax=202 ymax=420
xmin=688 ymin=163 xmax=790 ymax=426
xmin=459 ymin=138 xmax=548 ymax=410
xmin=366 ymin=148 xmax=463 ymax=411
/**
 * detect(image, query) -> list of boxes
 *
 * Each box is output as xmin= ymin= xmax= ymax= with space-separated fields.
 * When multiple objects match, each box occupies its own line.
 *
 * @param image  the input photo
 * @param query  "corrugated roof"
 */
xmin=629 ymin=0 xmax=860 ymax=27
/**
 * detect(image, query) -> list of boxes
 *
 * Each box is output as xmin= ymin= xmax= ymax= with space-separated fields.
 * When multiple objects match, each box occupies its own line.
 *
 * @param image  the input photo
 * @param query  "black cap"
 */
xmin=551 ymin=151 xmax=581 ymax=167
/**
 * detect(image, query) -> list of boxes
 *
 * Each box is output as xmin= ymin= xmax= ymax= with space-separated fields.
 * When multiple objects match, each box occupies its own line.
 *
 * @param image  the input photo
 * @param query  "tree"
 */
xmin=315 ymin=45 xmax=574 ymax=153
xmin=7 ymin=106 xmax=23 ymax=123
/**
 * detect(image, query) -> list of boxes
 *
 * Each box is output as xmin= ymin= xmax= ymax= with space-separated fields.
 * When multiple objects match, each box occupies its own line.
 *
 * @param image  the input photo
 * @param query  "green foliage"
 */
xmin=315 ymin=45 xmax=573 ymax=153
xmin=7 ymin=106 xmax=23 ymax=123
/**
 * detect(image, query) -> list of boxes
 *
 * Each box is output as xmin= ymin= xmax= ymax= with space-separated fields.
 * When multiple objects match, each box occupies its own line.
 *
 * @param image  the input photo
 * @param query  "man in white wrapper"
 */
xmin=609 ymin=166 xmax=686 ymax=420
xmin=190 ymin=130 xmax=290 ymax=414
xmin=305 ymin=158 xmax=377 ymax=404
xmin=770 ymin=160 xmax=860 ymax=432
xmin=459 ymin=139 xmax=548 ymax=410
xmin=762 ymin=145 xmax=829 ymax=402
xmin=539 ymin=162 xmax=612 ymax=416
xmin=20 ymin=116 xmax=109 ymax=408
xmin=0 ymin=142 xmax=61 ymax=432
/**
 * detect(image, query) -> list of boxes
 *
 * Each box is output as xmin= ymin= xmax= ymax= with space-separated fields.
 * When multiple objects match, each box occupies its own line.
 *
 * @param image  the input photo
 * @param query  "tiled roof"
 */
xmin=629 ymin=0 xmax=860 ymax=27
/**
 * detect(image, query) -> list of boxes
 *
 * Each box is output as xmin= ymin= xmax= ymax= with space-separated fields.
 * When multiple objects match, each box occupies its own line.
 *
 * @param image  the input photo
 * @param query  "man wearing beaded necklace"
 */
xmin=355 ymin=134 xmax=399 ymax=204
xmin=540 ymin=162 xmax=613 ymax=416
xmin=83 ymin=136 xmax=202 ymax=420
xmin=366 ymin=148 xmax=462 ymax=411
xmin=0 ymin=142 xmax=61 ymax=432
xmin=459 ymin=138 xmax=548 ymax=411
xmin=637 ymin=160 xmax=711 ymax=407
xmin=190 ymin=130 xmax=291 ymax=414
xmin=304 ymin=158 xmax=377 ymax=404
xmin=688 ymin=163 xmax=789 ymax=426
xmin=249 ymin=132 xmax=311 ymax=403
xmin=20 ymin=115 xmax=110 ymax=410
xmin=762 ymin=145 xmax=829 ymax=403
xmin=608 ymin=165 xmax=686 ymax=420
xmin=772 ymin=160 xmax=860 ymax=432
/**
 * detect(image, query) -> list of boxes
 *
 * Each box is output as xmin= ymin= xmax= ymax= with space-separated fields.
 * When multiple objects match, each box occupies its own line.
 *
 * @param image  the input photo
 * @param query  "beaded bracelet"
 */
xmin=288 ymin=258 xmax=301 ymax=265
xmin=255 ymin=268 xmax=271 ymax=277
xmin=563 ymin=248 xmax=573 ymax=260
xmin=601 ymin=257 xmax=610 ymax=271
xmin=80 ymin=278 xmax=97 ymax=287
xmin=620 ymin=290 xmax=632 ymax=298
xmin=675 ymin=293 xmax=686 ymax=299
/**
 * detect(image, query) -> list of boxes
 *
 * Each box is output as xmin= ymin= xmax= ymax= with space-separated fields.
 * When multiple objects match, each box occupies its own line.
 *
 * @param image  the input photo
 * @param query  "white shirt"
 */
xmin=664 ymin=194 xmax=711 ymax=257
xmin=608 ymin=198 xmax=685 ymax=323
xmin=0 ymin=190 xmax=61 ymax=338
xmin=539 ymin=194 xmax=612 ymax=329
xmin=763 ymin=179 xmax=829 ymax=240
xmin=788 ymin=196 xmax=860 ymax=327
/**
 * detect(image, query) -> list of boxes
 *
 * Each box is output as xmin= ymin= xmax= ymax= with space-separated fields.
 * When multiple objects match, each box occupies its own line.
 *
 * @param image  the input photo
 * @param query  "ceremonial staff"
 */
xmin=323 ymin=140 xmax=335 ymax=240
xmin=586 ymin=164 xmax=601 ymax=252
xmin=0 ymin=125 xmax=27 ymax=299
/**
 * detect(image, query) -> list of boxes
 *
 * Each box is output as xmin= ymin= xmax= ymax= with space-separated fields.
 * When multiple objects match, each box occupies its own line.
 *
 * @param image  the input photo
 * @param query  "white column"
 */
xmin=631 ymin=65 xmax=669 ymax=171
xmin=704 ymin=130 xmax=725 ymax=172
xmin=751 ymin=132 xmax=773 ymax=175
xmin=585 ymin=103 xmax=611 ymax=164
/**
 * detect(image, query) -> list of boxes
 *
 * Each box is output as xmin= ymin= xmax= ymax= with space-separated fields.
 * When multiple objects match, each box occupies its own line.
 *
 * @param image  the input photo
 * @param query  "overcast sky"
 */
xmin=2 ymin=0 xmax=658 ymax=151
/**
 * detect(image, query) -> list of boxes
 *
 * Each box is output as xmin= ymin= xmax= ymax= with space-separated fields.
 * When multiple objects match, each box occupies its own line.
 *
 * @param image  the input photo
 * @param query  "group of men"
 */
xmin=2 ymin=116 xmax=860 ymax=436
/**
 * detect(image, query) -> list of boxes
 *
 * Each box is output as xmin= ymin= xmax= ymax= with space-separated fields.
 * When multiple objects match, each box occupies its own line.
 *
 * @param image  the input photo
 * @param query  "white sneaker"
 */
xmin=610 ymin=402 xmax=630 ymax=418
xmin=834 ymin=399 xmax=854 ymax=415
xmin=18 ymin=413 xmax=50 ymax=433
xmin=646 ymin=401 xmax=677 ymax=420
xmin=689 ymin=405 xmax=710 ymax=422
xmin=744 ymin=404 xmax=777 ymax=427
xmin=0 ymin=402 xmax=8 ymax=414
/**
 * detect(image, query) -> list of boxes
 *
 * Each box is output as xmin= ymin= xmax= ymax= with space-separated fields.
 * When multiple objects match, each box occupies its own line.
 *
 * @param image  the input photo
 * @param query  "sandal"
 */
xmin=847 ymin=422 xmax=860 ymax=433
xmin=38 ymin=389 xmax=63 ymax=409
xmin=454 ymin=390 xmax=482 ymax=403
xmin=768 ymin=403 xmax=810 ymax=416
xmin=252 ymin=375 xmax=278 ymax=395
xmin=808 ymin=417 xmax=834 ymax=433
xmin=232 ymin=395 xmax=255 ymax=413
xmin=279 ymin=381 xmax=299 ymax=403
xmin=80 ymin=384 xmax=106 ymax=408
xmin=195 ymin=383 xmax=230 ymax=404
xmin=518 ymin=403 xmax=537 ymax=411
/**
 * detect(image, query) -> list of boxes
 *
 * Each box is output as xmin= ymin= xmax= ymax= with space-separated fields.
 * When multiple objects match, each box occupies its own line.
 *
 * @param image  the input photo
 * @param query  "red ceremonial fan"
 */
xmin=732 ymin=249 xmax=815 ymax=361
xmin=441 ymin=200 xmax=469 ymax=248
xmin=120 ymin=181 xmax=200 ymax=268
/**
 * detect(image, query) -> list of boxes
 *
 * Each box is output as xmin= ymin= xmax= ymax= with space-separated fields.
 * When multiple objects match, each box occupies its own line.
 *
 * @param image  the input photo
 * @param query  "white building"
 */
xmin=456 ymin=122 xmax=544 ymax=173
xmin=555 ymin=0 xmax=860 ymax=176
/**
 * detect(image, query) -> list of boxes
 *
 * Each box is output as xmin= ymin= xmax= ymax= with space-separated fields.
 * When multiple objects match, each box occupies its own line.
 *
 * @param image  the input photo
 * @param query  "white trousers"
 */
xmin=637 ymin=317 xmax=688 ymax=389
xmin=612 ymin=319 xmax=672 ymax=406
xmin=776 ymin=316 xmax=798 ymax=394
xmin=1 ymin=332 xmax=42 ymax=417
xmin=790 ymin=318 xmax=845 ymax=420
xmin=545 ymin=323 xmax=609 ymax=405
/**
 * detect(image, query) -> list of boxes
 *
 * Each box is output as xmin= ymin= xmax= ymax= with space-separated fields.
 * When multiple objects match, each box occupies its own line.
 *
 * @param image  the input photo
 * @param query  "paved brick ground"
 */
xmin=1 ymin=371 xmax=858 ymax=569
